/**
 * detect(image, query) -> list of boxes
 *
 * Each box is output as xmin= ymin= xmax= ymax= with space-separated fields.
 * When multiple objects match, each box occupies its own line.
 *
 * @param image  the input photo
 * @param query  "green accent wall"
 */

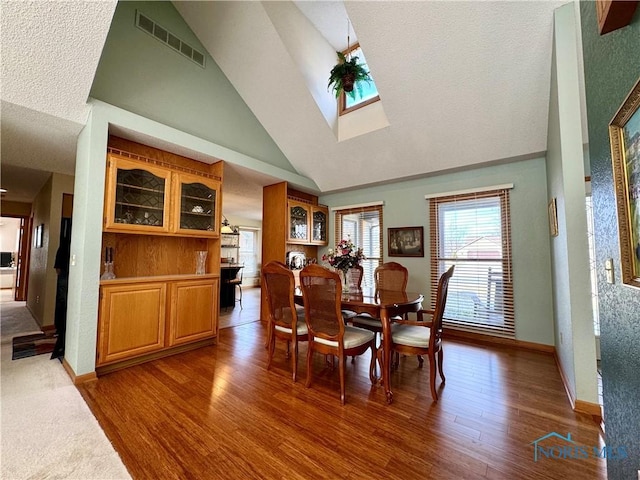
xmin=580 ymin=3 xmax=640 ymax=479
xmin=320 ymin=157 xmax=555 ymax=347
xmin=90 ymin=1 xmax=295 ymax=172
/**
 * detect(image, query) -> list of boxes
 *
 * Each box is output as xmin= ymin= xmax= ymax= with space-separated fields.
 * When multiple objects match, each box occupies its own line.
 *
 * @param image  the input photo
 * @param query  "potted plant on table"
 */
xmin=328 ymin=51 xmax=372 ymax=101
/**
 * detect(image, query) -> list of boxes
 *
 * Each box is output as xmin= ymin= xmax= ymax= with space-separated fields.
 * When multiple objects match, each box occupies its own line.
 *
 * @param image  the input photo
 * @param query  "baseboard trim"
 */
xmin=444 ymin=329 xmax=555 ymax=354
xmin=553 ymin=352 xmax=603 ymax=423
xmin=62 ymin=358 xmax=98 ymax=385
xmin=575 ymin=399 xmax=603 ymax=419
xmin=95 ymin=338 xmax=215 ymax=376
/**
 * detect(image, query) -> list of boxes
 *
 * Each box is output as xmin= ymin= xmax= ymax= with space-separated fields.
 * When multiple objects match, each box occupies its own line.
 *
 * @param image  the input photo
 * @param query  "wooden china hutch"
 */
xmin=261 ymin=181 xmax=328 ymax=321
xmin=96 ymin=137 xmax=223 ymax=373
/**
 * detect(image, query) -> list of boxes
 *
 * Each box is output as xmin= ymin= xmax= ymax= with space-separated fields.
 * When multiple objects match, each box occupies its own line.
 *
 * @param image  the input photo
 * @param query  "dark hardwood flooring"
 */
xmin=78 ymin=314 xmax=606 ymax=479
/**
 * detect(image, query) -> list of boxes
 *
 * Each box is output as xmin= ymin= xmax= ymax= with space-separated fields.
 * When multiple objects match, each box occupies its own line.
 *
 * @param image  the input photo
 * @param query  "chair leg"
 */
xmin=437 ymin=347 xmax=445 ymax=383
xmin=238 ymin=285 xmax=243 ymax=309
xmin=417 ymin=355 xmax=424 ymax=368
xmin=368 ymin=343 xmax=377 ymax=384
xmin=266 ymin=328 xmax=275 ymax=371
xmin=339 ymin=355 xmax=346 ymax=405
xmin=305 ymin=344 xmax=313 ymax=388
xmin=428 ymin=352 xmax=438 ymax=402
xmin=292 ymin=338 xmax=298 ymax=383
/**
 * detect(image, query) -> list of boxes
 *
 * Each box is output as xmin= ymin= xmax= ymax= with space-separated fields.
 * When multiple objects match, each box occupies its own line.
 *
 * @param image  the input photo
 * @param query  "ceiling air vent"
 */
xmin=135 ymin=10 xmax=205 ymax=68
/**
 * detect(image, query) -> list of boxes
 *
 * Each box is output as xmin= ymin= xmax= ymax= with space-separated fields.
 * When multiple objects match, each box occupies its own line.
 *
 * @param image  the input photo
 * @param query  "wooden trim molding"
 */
xmin=596 ymin=0 xmax=639 ymax=35
xmin=62 ymin=358 xmax=98 ymax=385
xmin=553 ymin=352 xmax=603 ymax=424
xmin=443 ymin=329 xmax=555 ymax=354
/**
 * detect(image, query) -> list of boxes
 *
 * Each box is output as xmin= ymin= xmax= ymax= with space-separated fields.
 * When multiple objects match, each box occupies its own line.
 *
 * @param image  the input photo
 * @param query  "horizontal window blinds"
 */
xmin=334 ymin=205 xmax=383 ymax=288
xmin=429 ymin=189 xmax=515 ymax=338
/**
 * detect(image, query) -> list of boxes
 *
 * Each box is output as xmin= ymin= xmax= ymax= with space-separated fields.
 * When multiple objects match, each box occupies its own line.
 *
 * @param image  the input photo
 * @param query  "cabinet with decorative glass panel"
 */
xmin=104 ymin=154 xmax=220 ymax=238
xmin=98 ymin=143 xmax=223 ymax=374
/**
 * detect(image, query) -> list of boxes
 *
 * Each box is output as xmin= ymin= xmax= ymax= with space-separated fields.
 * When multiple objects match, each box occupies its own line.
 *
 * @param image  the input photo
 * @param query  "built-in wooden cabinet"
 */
xmin=311 ymin=205 xmax=328 ymax=245
xmin=97 ymin=139 xmax=224 ymax=373
xmin=172 ymin=172 xmax=220 ymax=237
xmin=103 ymin=155 xmax=171 ymax=234
xmin=98 ymin=276 xmax=219 ymax=367
xmin=104 ymin=153 xmax=220 ymax=238
xmin=288 ymin=199 xmax=311 ymax=244
xmin=97 ymin=282 xmax=167 ymax=366
xmin=262 ymin=182 xmax=327 ymax=322
xmin=168 ymin=278 xmax=219 ymax=346
xmin=287 ymin=200 xmax=328 ymax=246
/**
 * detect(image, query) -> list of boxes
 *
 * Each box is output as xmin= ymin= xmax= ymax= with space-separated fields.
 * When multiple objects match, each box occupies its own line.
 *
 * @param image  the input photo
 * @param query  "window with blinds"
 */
xmin=334 ymin=205 xmax=383 ymax=288
xmin=429 ymin=188 xmax=515 ymax=338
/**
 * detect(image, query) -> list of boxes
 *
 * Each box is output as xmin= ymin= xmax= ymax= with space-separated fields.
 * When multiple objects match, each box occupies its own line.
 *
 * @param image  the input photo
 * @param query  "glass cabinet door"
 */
xmin=311 ymin=206 xmax=328 ymax=245
xmin=173 ymin=173 xmax=219 ymax=236
xmin=104 ymin=156 xmax=170 ymax=233
xmin=288 ymin=201 xmax=310 ymax=243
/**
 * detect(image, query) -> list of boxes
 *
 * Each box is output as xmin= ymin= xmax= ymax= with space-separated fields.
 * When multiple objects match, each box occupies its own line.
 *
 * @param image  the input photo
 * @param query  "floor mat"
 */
xmin=11 ymin=333 xmax=56 ymax=360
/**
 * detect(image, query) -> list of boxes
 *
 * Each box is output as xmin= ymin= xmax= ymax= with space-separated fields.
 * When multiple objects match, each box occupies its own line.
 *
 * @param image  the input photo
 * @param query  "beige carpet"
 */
xmin=1 ymin=295 xmax=131 ymax=479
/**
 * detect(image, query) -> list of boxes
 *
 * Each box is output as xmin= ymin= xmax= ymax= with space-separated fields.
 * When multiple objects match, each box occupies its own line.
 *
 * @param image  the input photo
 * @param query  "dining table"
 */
xmin=295 ymin=285 xmax=424 ymax=404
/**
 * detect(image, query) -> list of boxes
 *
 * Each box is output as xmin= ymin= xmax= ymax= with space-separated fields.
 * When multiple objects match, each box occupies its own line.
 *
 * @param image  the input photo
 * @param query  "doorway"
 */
xmin=0 ymin=215 xmax=31 ymax=302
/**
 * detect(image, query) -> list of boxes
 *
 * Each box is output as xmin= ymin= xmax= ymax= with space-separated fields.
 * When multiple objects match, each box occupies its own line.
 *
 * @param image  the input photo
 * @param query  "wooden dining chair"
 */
xmin=262 ymin=261 xmax=308 ymax=382
xmin=299 ymin=264 xmax=377 ymax=405
xmin=381 ymin=265 xmax=454 ymax=401
xmin=351 ymin=262 xmax=409 ymax=340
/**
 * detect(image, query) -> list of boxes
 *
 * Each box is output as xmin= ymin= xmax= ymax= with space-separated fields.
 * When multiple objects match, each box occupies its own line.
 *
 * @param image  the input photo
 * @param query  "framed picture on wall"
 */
xmin=388 ymin=226 xmax=424 ymax=257
xmin=609 ymin=77 xmax=640 ymax=288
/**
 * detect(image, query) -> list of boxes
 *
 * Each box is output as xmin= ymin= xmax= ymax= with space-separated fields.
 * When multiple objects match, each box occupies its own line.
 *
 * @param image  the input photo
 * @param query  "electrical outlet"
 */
xmin=36 ymin=295 xmax=40 ymax=304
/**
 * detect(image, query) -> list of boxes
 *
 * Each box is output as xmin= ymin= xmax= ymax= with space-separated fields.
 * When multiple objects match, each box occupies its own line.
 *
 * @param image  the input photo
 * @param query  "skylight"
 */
xmin=340 ymin=44 xmax=380 ymax=115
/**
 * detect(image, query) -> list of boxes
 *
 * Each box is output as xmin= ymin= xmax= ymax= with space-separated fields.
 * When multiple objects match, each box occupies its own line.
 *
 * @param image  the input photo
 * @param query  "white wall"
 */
xmin=545 ymin=3 xmax=598 ymax=405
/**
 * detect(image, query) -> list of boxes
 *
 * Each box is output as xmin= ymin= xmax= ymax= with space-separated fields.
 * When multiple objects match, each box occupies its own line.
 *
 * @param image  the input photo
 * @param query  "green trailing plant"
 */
xmin=327 ymin=51 xmax=372 ymax=101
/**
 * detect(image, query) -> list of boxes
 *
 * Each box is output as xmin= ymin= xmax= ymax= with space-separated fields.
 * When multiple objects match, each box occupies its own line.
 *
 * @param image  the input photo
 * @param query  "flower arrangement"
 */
xmin=322 ymin=237 xmax=364 ymax=272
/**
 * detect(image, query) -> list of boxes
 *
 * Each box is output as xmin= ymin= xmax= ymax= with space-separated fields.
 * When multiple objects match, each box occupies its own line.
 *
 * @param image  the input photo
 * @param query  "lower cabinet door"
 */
xmin=168 ymin=278 xmax=219 ymax=346
xmin=97 ymin=283 xmax=167 ymax=365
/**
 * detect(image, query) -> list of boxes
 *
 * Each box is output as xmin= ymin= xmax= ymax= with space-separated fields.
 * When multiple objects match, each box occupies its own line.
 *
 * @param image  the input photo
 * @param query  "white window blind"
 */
xmin=334 ymin=205 xmax=383 ymax=288
xmin=239 ymin=228 xmax=258 ymax=277
xmin=429 ymin=188 xmax=515 ymax=338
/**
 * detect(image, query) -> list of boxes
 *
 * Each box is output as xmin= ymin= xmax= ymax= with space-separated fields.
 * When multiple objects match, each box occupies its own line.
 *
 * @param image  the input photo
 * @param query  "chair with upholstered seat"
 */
xmin=300 ymin=264 xmax=377 ymax=405
xmin=263 ymin=261 xmax=308 ymax=382
xmin=381 ymin=265 xmax=454 ymax=401
xmin=351 ymin=262 xmax=409 ymax=340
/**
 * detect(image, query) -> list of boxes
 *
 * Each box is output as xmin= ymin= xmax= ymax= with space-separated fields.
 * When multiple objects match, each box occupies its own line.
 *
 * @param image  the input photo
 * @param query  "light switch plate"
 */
xmin=605 ymin=258 xmax=614 ymax=284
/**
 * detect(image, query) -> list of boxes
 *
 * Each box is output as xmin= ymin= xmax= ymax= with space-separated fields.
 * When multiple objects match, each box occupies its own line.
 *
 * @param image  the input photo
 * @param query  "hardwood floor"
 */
xmin=78 ymin=314 xmax=606 ymax=479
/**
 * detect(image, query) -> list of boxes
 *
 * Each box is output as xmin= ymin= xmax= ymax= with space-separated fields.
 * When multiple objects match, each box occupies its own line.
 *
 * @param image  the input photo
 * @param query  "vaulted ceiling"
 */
xmin=1 ymin=1 xmax=575 ymax=215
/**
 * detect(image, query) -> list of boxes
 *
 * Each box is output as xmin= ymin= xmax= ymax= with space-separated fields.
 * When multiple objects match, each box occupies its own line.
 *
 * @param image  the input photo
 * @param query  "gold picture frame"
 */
xmin=548 ymin=198 xmax=558 ymax=237
xmin=609 ymin=77 xmax=640 ymax=289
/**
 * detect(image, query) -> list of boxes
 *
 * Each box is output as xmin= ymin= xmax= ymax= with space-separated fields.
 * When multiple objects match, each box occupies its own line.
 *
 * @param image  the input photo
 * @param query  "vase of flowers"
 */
xmin=321 ymin=237 xmax=364 ymax=292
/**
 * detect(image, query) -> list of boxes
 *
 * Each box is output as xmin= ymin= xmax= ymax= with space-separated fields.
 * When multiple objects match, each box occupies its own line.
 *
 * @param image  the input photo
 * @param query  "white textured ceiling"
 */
xmin=0 ymin=0 xmax=117 ymax=202
xmin=2 ymin=0 xmax=571 ymax=214
xmin=177 ymin=0 xmax=565 ymax=192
